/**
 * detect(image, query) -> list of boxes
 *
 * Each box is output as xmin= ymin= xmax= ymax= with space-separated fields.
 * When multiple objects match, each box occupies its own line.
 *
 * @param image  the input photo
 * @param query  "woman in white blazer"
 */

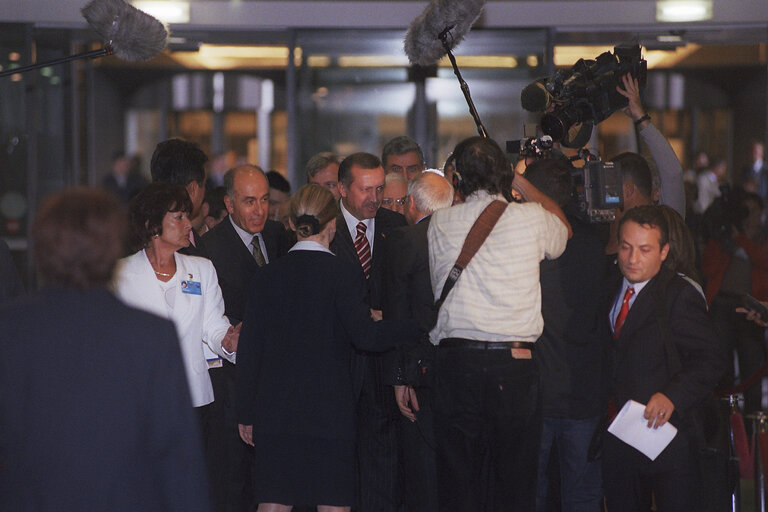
xmin=114 ymin=183 xmax=239 ymax=412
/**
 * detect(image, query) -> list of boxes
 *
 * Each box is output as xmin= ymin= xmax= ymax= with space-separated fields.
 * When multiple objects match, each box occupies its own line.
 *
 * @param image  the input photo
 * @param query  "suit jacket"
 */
xmin=382 ymin=216 xmax=433 ymax=329
xmin=0 ymin=288 xmax=210 ymax=511
xmin=237 ymin=249 xmax=416 ymax=441
xmin=114 ymin=250 xmax=234 ymax=407
xmin=179 ymin=229 xmax=205 ymax=257
xmin=0 ymin=238 xmax=23 ymax=305
xmin=382 ymin=217 xmax=434 ymax=384
xmin=608 ymin=268 xmax=727 ymax=426
xmin=331 ymin=206 xmax=407 ymax=396
xmin=198 ymin=216 xmax=291 ymax=324
xmin=331 ymin=206 xmax=407 ymax=310
xmin=741 ymin=161 xmax=768 ymax=200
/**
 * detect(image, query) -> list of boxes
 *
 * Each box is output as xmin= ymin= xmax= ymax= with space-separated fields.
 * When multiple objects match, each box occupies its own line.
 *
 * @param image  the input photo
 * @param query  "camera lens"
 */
xmin=541 ymin=113 xmax=567 ymax=142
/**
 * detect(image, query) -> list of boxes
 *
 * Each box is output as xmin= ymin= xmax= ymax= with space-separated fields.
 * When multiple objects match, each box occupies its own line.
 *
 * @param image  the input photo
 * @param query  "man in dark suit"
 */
xmin=383 ymin=170 xmax=454 ymax=512
xmin=741 ymin=140 xmax=768 ymax=200
xmin=150 ymin=138 xmax=208 ymax=256
xmin=198 ymin=164 xmax=290 ymax=512
xmin=604 ymin=205 xmax=727 ymax=511
xmin=330 ymin=152 xmax=407 ymax=512
xmin=0 ymin=188 xmax=210 ymax=511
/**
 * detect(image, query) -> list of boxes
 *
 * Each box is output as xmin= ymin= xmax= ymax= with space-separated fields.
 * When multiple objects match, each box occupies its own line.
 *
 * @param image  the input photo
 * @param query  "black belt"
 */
xmin=439 ymin=338 xmax=535 ymax=350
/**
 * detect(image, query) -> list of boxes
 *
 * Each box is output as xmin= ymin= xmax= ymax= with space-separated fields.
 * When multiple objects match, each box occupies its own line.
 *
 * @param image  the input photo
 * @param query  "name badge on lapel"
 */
xmin=181 ymin=273 xmax=202 ymax=295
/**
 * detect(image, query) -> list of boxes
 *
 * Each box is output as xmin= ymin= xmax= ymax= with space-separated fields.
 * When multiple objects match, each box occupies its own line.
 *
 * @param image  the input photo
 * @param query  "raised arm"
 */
xmin=511 ymin=173 xmax=573 ymax=239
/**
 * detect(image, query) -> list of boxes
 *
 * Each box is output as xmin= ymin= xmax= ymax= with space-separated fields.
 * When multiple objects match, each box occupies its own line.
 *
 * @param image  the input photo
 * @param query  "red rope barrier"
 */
xmin=718 ymin=358 xmax=768 ymax=396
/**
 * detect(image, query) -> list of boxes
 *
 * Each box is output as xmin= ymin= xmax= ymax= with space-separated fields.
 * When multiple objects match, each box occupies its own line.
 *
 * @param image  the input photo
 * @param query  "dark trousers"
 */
xmin=398 ymin=386 xmax=438 ymax=512
xmin=208 ymin=362 xmax=255 ymax=512
xmin=536 ymin=416 xmax=603 ymax=512
xmin=433 ymin=343 xmax=541 ymax=512
xmin=603 ymin=429 xmax=699 ymax=512
xmin=356 ymin=354 xmax=402 ymax=512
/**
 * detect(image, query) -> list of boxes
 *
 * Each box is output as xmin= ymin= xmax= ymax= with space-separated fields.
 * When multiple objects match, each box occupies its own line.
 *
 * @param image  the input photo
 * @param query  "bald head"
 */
xmin=223 ymin=165 xmax=270 ymax=234
xmin=406 ymin=171 xmax=454 ymax=225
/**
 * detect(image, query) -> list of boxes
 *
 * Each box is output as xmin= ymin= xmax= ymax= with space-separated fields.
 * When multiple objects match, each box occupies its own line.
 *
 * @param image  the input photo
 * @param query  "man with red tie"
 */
xmin=330 ymin=152 xmax=407 ymax=512
xmin=604 ymin=205 xmax=726 ymax=511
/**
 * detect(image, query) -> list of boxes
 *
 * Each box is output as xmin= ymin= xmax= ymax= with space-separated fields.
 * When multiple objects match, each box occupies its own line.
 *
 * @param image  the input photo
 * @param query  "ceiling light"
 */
xmin=132 ymin=1 xmax=190 ymax=24
xmin=656 ymin=0 xmax=712 ymax=22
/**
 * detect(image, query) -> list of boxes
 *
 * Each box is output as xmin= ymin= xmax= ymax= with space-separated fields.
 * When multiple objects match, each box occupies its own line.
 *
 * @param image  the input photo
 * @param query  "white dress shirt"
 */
xmin=229 ymin=215 xmax=269 ymax=264
xmin=428 ymin=190 xmax=568 ymax=344
xmin=340 ymin=200 xmax=375 ymax=256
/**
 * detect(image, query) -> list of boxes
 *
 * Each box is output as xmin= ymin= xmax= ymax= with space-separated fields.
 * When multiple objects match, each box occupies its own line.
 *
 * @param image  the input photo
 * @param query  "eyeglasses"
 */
xmin=382 ymin=195 xmax=408 ymax=207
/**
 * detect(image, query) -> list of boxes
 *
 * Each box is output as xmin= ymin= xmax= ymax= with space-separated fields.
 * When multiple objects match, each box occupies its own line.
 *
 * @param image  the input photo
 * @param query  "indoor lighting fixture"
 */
xmin=132 ymin=1 xmax=190 ymax=24
xmin=656 ymin=0 xmax=712 ymax=22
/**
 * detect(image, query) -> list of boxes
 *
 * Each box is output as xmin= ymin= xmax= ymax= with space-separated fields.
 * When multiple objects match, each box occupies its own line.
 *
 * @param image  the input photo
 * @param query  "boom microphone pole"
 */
xmin=0 ymin=0 xmax=168 ymax=79
xmin=404 ymin=0 xmax=488 ymax=138
xmin=437 ymin=26 xmax=487 ymax=138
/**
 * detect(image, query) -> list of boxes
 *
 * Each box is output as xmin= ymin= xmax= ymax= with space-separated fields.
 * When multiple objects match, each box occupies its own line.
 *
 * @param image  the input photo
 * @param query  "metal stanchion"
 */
xmin=754 ymin=411 xmax=768 ymax=512
xmin=729 ymin=394 xmax=743 ymax=512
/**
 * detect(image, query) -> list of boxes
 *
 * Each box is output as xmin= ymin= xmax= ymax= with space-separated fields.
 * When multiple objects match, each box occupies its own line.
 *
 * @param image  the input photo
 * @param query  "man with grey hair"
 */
xmin=305 ymin=151 xmax=341 ymax=200
xmin=382 ymin=135 xmax=426 ymax=181
xmin=383 ymin=170 xmax=454 ymax=512
xmin=382 ymin=172 xmax=409 ymax=215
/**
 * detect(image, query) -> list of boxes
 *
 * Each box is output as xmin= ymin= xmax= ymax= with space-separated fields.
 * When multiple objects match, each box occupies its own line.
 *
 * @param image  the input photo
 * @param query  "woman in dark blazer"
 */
xmin=236 ymin=184 xmax=415 ymax=512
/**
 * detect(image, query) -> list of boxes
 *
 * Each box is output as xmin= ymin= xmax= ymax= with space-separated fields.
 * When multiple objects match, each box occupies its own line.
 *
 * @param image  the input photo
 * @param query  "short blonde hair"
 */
xmin=290 ymin=184 xmax=338 ymax=239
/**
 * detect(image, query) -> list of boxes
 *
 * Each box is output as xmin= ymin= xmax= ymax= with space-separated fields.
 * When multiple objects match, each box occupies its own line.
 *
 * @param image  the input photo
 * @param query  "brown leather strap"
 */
xmin=456 ymin=200 xmax=508 ymax=268
xmin=436 ymin=200 xmax=508 ymax=308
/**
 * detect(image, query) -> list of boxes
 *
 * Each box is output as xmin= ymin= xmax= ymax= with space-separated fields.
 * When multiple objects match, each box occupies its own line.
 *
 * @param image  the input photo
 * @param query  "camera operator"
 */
xmin=524 ymin=157 xmax=608 ymax=512
xmin=603 ymin=74 xmax=685 ymax=260
xmin=427 ymin=136 xmax=571 ymax=512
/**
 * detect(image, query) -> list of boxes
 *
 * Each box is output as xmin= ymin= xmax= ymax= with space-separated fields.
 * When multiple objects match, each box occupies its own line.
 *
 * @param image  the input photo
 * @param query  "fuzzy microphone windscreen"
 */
xmin=404 ymin=0 xmax=486 ymax=67
xmin=81 ymin=0 xmax=168 ymax=62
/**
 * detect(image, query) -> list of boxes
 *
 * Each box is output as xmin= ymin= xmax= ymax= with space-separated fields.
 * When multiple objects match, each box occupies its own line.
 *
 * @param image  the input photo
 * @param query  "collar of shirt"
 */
xmin=464 ymin=189 xmax=507 ymax=204
xmin=229 ymin=215 xmax=268 ymax=263
xmin=289 ymin=240 xmax=334 ymax=255
xmin=340 ymin=199 xmax=375 ymax=250
xmin=610 ymin=276 xmax=652 ymax=328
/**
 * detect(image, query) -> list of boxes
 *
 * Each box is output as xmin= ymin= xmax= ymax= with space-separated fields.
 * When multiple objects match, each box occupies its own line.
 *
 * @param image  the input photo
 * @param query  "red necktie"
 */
xmin=354 ymin=221 xmax=372 ymax=279
xmin=613 ymin=287 xmax=635 ymax=338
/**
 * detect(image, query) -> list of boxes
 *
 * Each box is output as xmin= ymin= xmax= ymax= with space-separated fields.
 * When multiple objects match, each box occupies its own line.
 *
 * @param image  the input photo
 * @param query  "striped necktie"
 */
xmin=354 ymin=221 xmax=371 ymax=279
xmin=251 ymin=235 xmax=266 ymax=267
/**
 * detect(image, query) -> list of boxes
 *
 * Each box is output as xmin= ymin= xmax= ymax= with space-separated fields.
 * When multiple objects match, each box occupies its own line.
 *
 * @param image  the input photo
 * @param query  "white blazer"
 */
xmin=113 ymin=250 xmax=234 ymax=407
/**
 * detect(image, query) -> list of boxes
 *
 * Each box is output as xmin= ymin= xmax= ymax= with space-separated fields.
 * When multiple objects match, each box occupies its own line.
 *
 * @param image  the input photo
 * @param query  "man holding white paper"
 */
xmin=604 ymin=205 xmax=727 ymax=511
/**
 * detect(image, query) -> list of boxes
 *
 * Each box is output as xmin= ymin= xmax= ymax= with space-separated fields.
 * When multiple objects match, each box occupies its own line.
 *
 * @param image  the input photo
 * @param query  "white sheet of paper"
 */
xmin=607 ymin=399 xmax=678 ymax=461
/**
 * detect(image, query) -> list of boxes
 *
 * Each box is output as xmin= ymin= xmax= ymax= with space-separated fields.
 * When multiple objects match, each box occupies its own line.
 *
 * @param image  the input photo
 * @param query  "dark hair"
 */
xmin=381 ymin=135 xmax=425 ymax=168
xmin=204 ymin=186 xmax=228 ymax=220
xmin=34 ymin=188 xmax=127 ymax=289
xmin=618 ymin=205 xmax=670 ymax=248
xmin=290 ymin=184 xmax=338 ymax=239
xmin=338 ymin=152 xmax=382 ymax=187
xmin=150 ymin=138 xmax=207 ymax=187
xmin=612 ymin=152 xmax=652 ymax=200
xmin=657 ymin=205 xmax=700 ymax=283
xmin=453 ymin=136 xmax=513 ymax=197
xmin=129 ymin=183 xmax=192 ymax=250
xmin=266 ymin=170 xmax=291 ymax=193
xmin=523 ymin=157 xmax=574 ymax=208
xmin=306 ymin=152 xmax=340 ymax=181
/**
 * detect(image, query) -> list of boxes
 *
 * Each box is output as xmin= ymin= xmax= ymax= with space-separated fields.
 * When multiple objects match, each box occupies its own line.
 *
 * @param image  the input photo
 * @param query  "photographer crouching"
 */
xmin=427 ymin=136 xmax=571 ymax=512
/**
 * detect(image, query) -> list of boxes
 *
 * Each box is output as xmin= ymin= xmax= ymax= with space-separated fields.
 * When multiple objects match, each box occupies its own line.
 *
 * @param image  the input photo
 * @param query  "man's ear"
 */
xmin=186 ymin=180 xmax=199 ymax=200
xmin=660 ymin=242 xmax=670 ymax=262
xmin=224 ymin=194 xmax=235 ymax=215
xmin=338 ymin=181 xmax=349 ymax=200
